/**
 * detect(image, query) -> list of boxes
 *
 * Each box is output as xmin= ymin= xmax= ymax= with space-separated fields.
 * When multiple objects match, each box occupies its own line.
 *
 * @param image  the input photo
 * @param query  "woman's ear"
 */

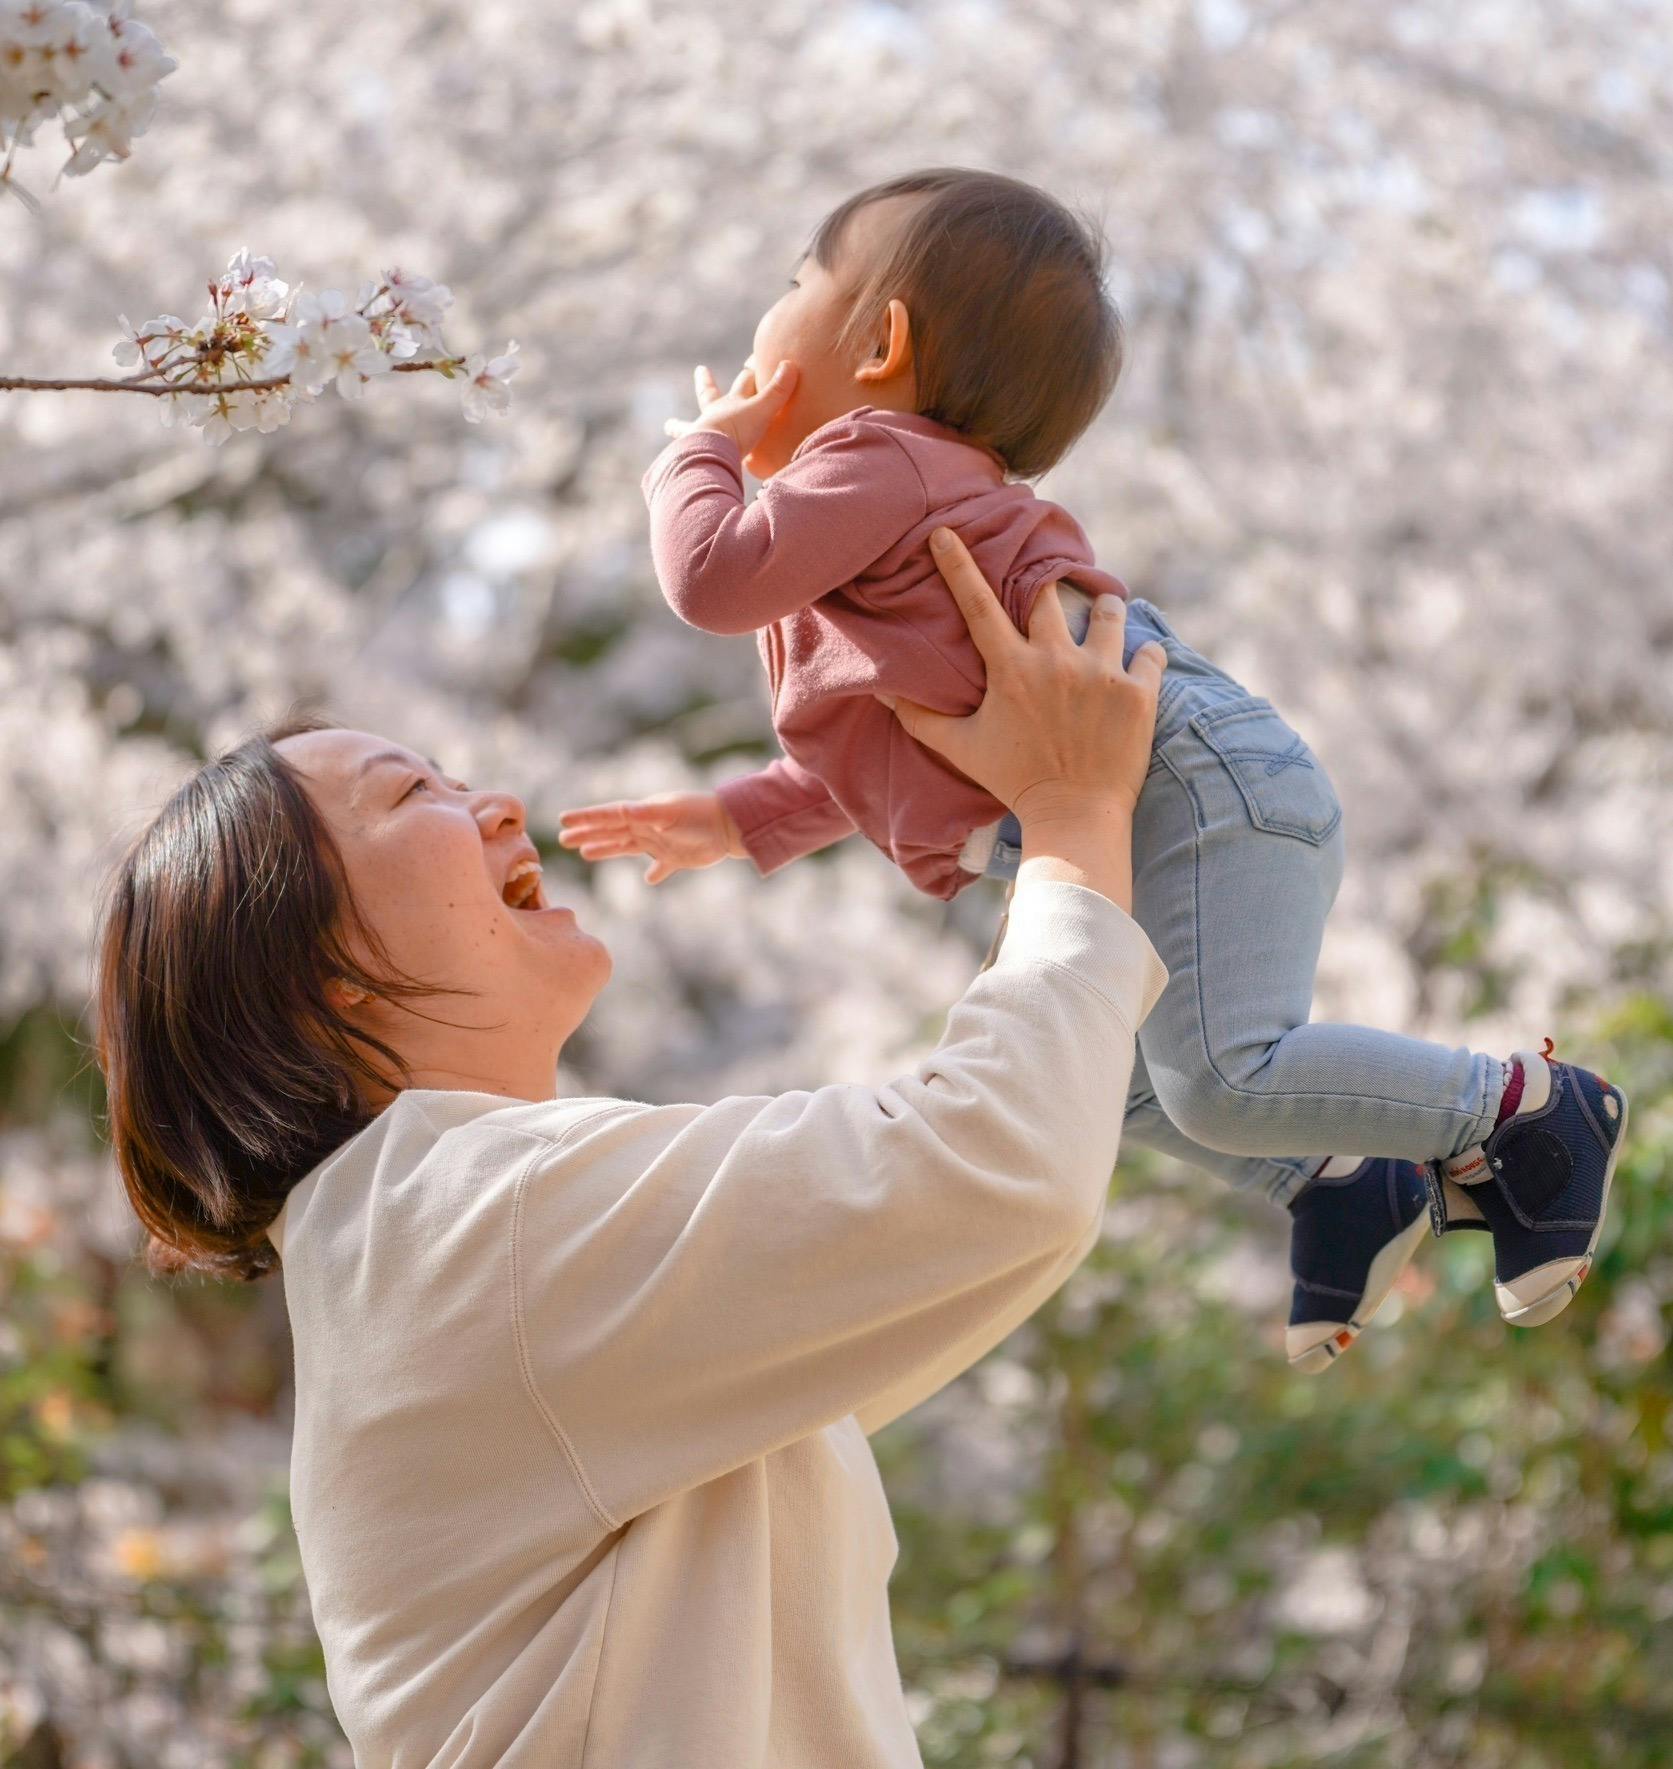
xmin=326 ymin=977 xmax=377 ymax=1011
xmin=855 ymin=298 xmax=913 ymax=385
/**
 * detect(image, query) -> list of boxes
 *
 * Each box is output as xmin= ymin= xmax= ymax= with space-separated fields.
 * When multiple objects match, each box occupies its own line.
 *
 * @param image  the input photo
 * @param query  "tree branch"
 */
xmin=0 ymin=359 xmax=462 ymax=395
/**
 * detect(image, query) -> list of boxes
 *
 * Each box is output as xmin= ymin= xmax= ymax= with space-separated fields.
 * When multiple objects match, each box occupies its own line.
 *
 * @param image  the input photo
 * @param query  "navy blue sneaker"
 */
xmin=1286 ymin=1158 xmax=1431 ymax=1372
xmin=1428 ymin=1044 xmax=1628 ymax=1327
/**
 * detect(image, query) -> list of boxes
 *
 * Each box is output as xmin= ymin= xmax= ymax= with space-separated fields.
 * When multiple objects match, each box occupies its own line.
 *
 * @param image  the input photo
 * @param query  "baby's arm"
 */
xmin=716 ymin=756 xmax=856 ymax=876
xmin=643 ymin=416 xmax=929 ymax=636
xmin=559 ymin=759 xmax=853 ymax=886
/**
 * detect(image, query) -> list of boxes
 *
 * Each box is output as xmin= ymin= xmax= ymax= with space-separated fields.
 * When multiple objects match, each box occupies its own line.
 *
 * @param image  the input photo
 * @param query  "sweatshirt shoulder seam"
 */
xmin=508 ymin=1110 xmax=630 ymax=1533
xmin=867 ymin=421 xmax=932 ymax=527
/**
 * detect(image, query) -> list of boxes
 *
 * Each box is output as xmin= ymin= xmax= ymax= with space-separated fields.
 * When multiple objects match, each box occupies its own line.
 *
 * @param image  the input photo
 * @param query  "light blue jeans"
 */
xmin=985 ymin=598 xmax=1506 ymax=1206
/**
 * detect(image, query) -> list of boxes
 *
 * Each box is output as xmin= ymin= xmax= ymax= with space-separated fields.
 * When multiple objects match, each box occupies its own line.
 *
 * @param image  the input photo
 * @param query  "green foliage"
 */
xmin=879 ymin=1001 xmax=1673 ymax=1767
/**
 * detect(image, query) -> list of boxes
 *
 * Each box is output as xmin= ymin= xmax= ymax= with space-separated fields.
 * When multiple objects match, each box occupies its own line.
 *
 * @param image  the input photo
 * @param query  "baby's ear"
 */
xmin=855 ymin=298 xmax=913 ymax=384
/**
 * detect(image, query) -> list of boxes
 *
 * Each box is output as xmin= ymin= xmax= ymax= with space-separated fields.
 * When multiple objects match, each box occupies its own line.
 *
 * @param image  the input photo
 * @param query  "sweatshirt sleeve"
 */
xmin=513 ymin=879 xmax=1169 ymax=1524
xmin=641 ymin=417 xmax=929 ymax=635
xmin=715 ymin=755 xmax=857 ymax=875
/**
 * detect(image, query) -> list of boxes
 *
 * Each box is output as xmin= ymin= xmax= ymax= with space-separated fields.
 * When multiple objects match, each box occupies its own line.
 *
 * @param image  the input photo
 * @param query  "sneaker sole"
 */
xmin=1495 ymin=1092 xmax=1628 ymax=1327
xmin=1286 ymin=1206 xmax=1431 ymax=1374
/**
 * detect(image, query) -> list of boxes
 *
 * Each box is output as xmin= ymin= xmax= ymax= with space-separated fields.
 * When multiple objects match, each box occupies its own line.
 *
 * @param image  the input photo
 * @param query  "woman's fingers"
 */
xmin=878 ymin=692 xmax=964 ymax=765
xmin=1026 ymin=580 xmax=1075 ymax=647
xmin=1127 ymin=639 xmax=1169 ymax=696
xmin=926 ymin=528 xmax=1021 ymax=669
xmin=1081 ymin=591 xmax=1128 ymax=661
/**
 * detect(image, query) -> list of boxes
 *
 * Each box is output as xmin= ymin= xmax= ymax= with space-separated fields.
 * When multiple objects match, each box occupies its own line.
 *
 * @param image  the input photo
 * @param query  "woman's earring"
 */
xmin=337 ymin=981 xmax=376 ymax=1007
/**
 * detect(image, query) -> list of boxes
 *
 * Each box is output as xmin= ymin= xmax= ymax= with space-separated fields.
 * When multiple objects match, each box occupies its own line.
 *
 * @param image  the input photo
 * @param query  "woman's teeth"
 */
xmin=502 ymin=858 xmax=546 ymax=909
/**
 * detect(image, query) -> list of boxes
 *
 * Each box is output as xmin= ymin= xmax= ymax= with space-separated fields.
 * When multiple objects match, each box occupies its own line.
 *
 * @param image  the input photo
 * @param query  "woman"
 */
xmin=93 ymin=531 xmax=1168 ymax=1768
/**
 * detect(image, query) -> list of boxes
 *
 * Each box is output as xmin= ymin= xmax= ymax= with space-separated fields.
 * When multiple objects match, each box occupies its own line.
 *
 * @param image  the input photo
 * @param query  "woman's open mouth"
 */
xmin=501 ymin=856 xmax=550 ymax=912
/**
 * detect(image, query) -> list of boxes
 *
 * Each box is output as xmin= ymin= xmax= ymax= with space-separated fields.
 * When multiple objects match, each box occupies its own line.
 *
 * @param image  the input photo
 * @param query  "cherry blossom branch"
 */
xmin=10 ymin=249 xmax=522 ymax=443
xmin=0 ymin=361 xmax=466 ymax=395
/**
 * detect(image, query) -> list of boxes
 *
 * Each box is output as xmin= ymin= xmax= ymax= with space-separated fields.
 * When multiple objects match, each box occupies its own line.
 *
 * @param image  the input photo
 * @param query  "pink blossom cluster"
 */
xmin=0 ymin=0 xmax=174 ymax=203
xmin=114 ymin=249 xmax=520 ymax=443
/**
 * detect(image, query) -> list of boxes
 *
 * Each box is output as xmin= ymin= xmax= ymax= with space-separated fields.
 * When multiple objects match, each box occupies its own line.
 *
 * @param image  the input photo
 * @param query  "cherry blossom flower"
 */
xmin=111 ymin=311 xmax=187 ymax=371
xmin=216 ymin=248 xmax=289 ymax=322
xmin=460 ymin=340 xmax=520 ymax=422
xmin=1 ymin=1 xmax=175 ymax=196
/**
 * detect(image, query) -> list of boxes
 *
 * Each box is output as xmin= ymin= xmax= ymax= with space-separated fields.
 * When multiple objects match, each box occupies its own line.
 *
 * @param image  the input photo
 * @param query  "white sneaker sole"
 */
xmin=1495 ymin=1092 xmax=1628 ymax=1327
xmin=1286 ymin=1206 xmax=1431 ymax=1374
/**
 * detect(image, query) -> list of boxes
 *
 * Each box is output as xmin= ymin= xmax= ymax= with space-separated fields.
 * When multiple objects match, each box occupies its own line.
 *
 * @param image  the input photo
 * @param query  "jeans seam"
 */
xmin=1181 ymin=781 xmax=1490 ymax=1141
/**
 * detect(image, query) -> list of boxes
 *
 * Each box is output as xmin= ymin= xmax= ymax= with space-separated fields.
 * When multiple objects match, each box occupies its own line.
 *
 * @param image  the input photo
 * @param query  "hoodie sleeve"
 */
xmin=512 ymin=878 xmax=1169 ymax=1524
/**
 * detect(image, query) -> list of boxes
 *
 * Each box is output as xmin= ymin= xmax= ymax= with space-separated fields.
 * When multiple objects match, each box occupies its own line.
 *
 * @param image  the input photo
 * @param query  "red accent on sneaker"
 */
xmin=1495 ymin=1060 xmax=1526 ymax=1128
xmin=1335 ymin=1330 xmax=1354 ymax=1349
xmin=1540 ymin=1036 xmax=1557 ymax=1061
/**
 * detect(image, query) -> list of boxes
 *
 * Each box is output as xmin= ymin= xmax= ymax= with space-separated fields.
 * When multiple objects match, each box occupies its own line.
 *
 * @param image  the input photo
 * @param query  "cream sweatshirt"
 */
xmin=267 ymin=879 xmax=1168 ymax=1767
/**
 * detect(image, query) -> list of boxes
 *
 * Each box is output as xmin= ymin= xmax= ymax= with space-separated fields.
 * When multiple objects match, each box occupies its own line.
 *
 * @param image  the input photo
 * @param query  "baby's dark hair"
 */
xmin=809 ymin=168 xmax=1122 ymax=479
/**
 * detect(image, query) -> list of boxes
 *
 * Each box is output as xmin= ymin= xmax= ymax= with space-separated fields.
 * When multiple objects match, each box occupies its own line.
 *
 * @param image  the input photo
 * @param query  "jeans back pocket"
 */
xmin=1190 ymin=699 xmax=1342 ymax=845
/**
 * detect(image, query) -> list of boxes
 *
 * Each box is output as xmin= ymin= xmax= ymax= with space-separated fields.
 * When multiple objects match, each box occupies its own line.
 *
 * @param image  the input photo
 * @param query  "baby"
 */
xmin=561 ymin=169 xmax=1628 ymax=1370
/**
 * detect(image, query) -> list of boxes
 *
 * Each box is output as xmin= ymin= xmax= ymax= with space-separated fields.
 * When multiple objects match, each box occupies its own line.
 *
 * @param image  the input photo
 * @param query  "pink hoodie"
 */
xmin=643 ymin=406 xmax=1127 ymax=900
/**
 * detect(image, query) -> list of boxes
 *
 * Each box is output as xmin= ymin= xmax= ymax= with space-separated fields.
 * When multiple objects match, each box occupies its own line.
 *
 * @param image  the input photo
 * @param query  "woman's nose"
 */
xmin=475 ymin=790 xmax=526 ymax=835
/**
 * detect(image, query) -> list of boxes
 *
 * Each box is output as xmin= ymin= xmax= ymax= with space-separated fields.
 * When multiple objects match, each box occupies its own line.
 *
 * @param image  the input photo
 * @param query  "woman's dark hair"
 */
xmin=809 ymin=167 xmax=1123 ymax=479
xmin=92 ymin=711 xmax=471 ymax=1283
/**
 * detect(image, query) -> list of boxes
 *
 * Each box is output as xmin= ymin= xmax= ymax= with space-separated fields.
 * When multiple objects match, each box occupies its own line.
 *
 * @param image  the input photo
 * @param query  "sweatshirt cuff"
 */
xmin=991 ymin=878 xmax=1169 ymax=1036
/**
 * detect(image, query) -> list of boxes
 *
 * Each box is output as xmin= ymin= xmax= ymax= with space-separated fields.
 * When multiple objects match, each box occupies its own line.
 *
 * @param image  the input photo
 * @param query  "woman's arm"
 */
xmin=511 ymin=536 xmax=1170 ymax=1523
xmin=514 ymin=875 xmax=1166 ymax=1523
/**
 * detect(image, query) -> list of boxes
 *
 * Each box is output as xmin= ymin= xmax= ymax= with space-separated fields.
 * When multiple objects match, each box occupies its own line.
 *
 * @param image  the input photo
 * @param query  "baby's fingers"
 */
xmin=694 ymin=365 xmax=722 ymax=408
xmin=558 ymin=804 xmax=628 ymax=839
xmin=571 ymin=835 xmax=651 ymax=863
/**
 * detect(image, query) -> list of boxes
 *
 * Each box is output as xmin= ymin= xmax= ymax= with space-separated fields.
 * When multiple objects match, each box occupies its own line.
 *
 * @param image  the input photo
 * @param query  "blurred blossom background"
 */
xmin=2 ymin=0 xmax=1671 ymax=1763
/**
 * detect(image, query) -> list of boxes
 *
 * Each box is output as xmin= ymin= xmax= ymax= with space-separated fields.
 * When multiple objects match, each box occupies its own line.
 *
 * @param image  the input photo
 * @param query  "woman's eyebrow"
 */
xmin=355 ymin=749 xmax=443 ymax=779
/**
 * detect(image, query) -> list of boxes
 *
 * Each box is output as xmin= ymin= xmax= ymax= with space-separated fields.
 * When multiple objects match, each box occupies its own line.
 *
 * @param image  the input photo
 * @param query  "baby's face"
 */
xmin=745 ymin=196 xmax=916 ymax=477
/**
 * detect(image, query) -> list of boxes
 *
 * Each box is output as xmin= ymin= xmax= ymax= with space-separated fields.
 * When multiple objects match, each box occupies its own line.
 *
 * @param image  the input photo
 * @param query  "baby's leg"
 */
xmin=1132 ymin=697 xmax=1507 ymax=1164
xmin=1123 ymin=1044 xmax=1432 ymax=1370
xmin=1122 ymin=1046 xmax=1319 ymax=1208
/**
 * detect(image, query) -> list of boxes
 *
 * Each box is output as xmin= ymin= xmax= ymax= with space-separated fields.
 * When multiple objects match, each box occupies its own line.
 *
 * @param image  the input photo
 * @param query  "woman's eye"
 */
xmin=403 ymin=778 xmax=429 ymax=798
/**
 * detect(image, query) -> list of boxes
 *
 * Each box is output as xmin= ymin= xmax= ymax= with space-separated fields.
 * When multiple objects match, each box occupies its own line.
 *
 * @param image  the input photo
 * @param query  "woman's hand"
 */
xmin=558 ymin=791 xmax=748 ymax=887
xmin=883 ymin=529 xmax=1166 ymax=822
xmin=879 ymin=529 xmax=1166 ymax=910
xmin=664 ymin=359 xmax=799 ymax=461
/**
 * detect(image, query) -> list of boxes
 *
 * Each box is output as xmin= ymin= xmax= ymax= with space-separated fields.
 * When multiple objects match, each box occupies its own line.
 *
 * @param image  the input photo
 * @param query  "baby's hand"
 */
xmin=558 ymin=791 xmax=748 ymax=886
xmin=664 ymin=359 xmax=798 ymax=461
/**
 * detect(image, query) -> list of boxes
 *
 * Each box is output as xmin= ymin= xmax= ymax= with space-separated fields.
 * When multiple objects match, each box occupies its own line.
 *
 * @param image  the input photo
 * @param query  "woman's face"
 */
xmin=277 ymin=726 xmax=610 ymax=1104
